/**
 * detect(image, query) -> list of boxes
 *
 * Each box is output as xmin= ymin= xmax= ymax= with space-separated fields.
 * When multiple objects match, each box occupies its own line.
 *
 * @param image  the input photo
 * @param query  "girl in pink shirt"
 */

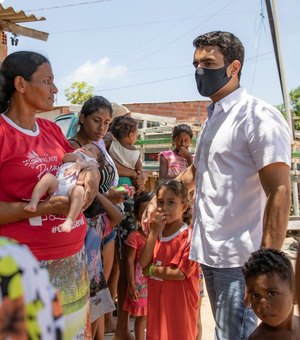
xmin=159 ymin=124 xmax=193 ymax=181
xmin=140 ymin=180 xmax=200 ymax=340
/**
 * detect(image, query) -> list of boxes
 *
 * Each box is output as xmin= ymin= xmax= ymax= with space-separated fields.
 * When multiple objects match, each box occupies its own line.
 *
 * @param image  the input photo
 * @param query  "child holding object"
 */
xmin=123 ymin=191 xmax=154 ymax=340
xmin=140 ymin=180 xmax=200 ymax=340
xmin=242 ymin=248 xmax=300 ymax=339
xmin=24 ymin=143 xmax=102 ymax=232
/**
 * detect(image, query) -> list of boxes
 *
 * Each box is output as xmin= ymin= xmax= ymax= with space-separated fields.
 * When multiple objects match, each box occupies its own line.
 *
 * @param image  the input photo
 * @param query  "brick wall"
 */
xmin=124 ymin=100 xmax=211 ymax=125
xmin=52 ymin=100 xmax=211 ymax=126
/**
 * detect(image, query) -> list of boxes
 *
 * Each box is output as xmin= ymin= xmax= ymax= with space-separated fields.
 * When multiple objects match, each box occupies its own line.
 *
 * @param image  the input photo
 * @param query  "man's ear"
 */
xmin=228 ymin=60 xmax=241 ymax=77
xmin=14 ymin=76 xmax=26 ymax=93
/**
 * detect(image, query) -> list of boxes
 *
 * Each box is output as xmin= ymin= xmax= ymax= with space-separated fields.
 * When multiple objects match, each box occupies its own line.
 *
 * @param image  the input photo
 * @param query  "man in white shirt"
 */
xmin=143 ymin=31 xmax=291 ymax=340
xmin=191 ymin=30 xmax=291 ymax=340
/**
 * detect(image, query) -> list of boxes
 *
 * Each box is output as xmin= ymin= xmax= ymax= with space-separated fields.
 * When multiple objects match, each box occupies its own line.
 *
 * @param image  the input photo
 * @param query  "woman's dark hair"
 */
xmin=134 ymin=191 xmax=155 ymax=219
xmin=172 ymin=124 xmax=193 ymax=141
xmin=242 ymin=248 xmax=295 ymax=290
xmin=80 ymin=96 xmax=113 ymax=120
xmin=193 ymin=31 xmax=244 ymax=79
xmin=156 ymin=180 xmax=192 ymax=225
xmin=109 ymin=115 xmax=138 ymax=140
xmin=0 ymin=51 xmax=49 ymax=112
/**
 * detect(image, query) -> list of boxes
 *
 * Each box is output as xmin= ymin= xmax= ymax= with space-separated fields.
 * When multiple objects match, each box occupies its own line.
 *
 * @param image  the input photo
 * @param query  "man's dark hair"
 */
xmin=193 ymin=31 xmax=244 ymax=78
xmin=242 ymin=248 xmax=295 ymax=289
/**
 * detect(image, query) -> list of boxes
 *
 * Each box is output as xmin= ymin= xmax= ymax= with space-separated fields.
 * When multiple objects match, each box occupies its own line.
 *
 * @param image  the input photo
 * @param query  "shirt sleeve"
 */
xmin=124 ymin=231 xmax=139 ymax=249
xmin=170 ymin=229 xmax=199 ymax=278
xmin=246 ymin=101 xmax=291 ymax=171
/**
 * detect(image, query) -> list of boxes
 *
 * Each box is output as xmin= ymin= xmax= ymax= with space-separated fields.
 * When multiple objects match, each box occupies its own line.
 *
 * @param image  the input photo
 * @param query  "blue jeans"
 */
xmin=201 ymin=264 xmax=257 ymax=340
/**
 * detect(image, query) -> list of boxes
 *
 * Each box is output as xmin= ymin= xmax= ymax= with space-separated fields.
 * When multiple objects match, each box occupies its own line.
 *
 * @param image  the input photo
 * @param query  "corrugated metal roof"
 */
xmin=0 ymin=5 xmax=45 ymax=24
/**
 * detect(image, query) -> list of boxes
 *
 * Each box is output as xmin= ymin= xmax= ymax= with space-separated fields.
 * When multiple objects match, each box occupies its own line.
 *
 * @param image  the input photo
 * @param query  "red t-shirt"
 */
xmin=0 ymin=115 xmax=87 ymax=261
xmin=147 ymin=224 xmax=200 ymax=340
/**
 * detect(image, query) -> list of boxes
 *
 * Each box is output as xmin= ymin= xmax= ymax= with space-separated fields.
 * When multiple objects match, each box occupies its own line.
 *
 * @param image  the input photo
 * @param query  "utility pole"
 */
xmin=265 ymin=0 xmax=299 ymax=216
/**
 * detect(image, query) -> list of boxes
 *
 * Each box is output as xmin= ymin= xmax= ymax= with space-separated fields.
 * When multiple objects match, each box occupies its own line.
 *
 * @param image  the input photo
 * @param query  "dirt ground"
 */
xmin=104 ymin=237 xmax=299 ymax=340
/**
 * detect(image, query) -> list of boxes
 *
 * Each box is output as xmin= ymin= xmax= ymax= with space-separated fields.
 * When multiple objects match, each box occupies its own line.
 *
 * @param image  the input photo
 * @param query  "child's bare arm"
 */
xmin=135 ymin=158 xmax=143 ymax=174
xmin=97 ymin=193 xmax=123 ymax=227
xmin=144 ymin=264 xmax=186 ymax=281
xmin=159 ymin=154 xmax=173 ymax=180
xmin=125 ymin=245 xmax=139 ymax=301
xmin=140 ymin=212 xmax=165 ymax=268
xmin=64 ymin=158 xmax=98 ymax=178
xmin=140 ymin=232 xmax=156 ymax=268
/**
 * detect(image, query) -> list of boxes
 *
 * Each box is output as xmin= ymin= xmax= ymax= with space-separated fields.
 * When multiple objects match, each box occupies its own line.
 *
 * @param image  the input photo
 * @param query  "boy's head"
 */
xmin=242 ymin=248 xmax=296 ymax=327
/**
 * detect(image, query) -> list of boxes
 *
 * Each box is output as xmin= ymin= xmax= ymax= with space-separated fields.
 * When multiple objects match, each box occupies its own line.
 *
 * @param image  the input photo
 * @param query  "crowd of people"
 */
xmin=0 ymin=30 xmax=299 ymax=340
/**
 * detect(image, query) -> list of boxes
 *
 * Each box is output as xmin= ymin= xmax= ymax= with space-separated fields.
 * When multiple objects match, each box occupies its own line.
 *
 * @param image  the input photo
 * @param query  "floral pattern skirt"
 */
xmin=40 ymin=246 xmax=92 ymax=339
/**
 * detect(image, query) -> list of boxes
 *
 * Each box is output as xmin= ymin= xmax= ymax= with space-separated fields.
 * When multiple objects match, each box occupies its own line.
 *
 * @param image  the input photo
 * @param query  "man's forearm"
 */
xmin=261 ymin=185 xmax=291 ymax=249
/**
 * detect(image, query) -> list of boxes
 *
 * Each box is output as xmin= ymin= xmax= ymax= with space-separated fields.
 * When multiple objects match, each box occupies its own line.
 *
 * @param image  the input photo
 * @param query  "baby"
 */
xmin=109 ymin=115 xmax=144 ymax=193
xmin=24 ymin=143 xmax=102 ymax=232
xmin=242 ymin=248 xmax=300 ymax=340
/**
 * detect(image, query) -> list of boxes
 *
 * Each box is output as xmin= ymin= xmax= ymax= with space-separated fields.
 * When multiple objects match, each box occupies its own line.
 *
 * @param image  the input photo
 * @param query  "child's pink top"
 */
xmin=123 ymin=230 xmax=148 ymax=316
xmin=160 ymin=150 xmax=189 ymax=178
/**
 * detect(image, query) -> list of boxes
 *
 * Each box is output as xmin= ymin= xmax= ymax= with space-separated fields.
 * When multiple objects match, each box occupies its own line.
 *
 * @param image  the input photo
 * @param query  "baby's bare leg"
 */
xmin=24 ymin=173 xmax=58 ymax=212
xmin=60 ymin=185 xmax=85 ymax=232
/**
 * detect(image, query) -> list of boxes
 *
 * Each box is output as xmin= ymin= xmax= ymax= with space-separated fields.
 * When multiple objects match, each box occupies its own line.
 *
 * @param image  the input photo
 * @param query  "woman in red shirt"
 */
xmin=0 ymin=51 xmax=99 ymax=339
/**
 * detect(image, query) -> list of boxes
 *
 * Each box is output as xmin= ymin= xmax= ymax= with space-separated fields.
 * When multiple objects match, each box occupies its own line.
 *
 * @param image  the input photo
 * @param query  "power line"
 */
xmin=83 ymin=50 xmax=275 ymax=92
xmin=24 ymin=0 xmax=110 ymax=12
xmin=49 ymin=10 xmax=256 ymax=35
xmin=93 ymin=74 xmax=191 ymax=92
xmin=127 ymin=0 xmax=237 ymax=67
xmin=250 ymin=0 xmax=267 ymax=91
xmin=54 ymin=51 xmax=274 ymax=79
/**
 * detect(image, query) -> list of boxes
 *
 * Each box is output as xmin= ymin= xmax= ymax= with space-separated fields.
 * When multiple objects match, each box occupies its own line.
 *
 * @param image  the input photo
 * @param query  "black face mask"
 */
xmin=195 ymin=65 xmax=231 ymax=97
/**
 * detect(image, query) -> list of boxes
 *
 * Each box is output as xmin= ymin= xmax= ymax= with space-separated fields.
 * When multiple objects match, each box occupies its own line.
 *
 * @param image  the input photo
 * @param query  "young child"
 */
xmin=123 ymin=191 xmax=154 ymax=340
xmin=159 ymin=124 xmax=193 ymax=181
xmin=140 ymin=180 xmax=200 ymax=340
xmin=109 ymin=115 xmax=144 ymax=193
xmin=24 ymin=143 xmax=101 ymax=232
xmin=242 ymin=248 xmax=300 ymax=339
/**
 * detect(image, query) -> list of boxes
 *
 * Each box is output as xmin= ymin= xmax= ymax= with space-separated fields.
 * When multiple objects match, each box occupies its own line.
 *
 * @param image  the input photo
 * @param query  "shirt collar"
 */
xmin=207 ymin=87 xmax=247 ymax=118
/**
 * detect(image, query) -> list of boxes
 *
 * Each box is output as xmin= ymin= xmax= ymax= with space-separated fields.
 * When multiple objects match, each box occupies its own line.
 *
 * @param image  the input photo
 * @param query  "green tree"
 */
xmin=64 ymin=81 xmax=94 ymax=105
xmin=277 ymin=86 xmax=300 ymax=130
